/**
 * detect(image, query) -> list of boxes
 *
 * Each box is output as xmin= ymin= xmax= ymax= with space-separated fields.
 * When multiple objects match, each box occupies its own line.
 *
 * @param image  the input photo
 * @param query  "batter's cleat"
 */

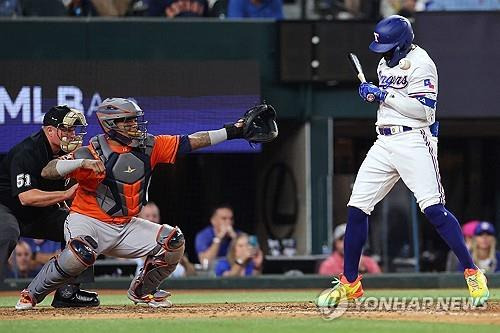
xmin=338 ymin=274 xmax=364 ymax=300
xmin=464 ymin=268 xmax=490 ymax=305
xmin=15 ymin=289 xmax=36 ymax=310
xmin=127 ymin=289 xmax=172 ymax=308
xmin=51 ymin=284 xmax=100 ymax=308
xmin=316 ymin=274 xmax=364 ymax=308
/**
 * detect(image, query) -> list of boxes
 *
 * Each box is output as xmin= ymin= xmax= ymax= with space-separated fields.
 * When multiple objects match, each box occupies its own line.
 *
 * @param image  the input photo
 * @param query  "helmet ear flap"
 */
xmin=386 ymin=44 xmax=410 ymax=68
xmin=386 ymin=45 xmax=401 ymax=67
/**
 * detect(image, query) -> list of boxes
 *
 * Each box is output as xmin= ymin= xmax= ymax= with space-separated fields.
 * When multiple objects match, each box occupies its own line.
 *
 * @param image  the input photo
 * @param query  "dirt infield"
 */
xmin=1 ymin=301 xmax=499 ymax=324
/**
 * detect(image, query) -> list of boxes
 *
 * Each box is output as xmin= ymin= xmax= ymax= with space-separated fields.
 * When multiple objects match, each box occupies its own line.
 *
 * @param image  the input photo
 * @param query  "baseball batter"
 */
xmin=15 ymin=98 xmax=277 ymax=310
xmin=332 ymin=15 xmax=489 ymax=305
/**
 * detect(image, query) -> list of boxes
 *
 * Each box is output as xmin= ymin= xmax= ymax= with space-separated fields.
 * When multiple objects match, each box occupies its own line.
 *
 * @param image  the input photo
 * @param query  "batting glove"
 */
xmin=358 ymin=82 xmax=387 ymax=103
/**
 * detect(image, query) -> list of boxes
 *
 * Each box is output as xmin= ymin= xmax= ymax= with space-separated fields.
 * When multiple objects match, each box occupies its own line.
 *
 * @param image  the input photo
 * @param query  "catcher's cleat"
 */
xmin=51 ymin=284 xmax=100 ymax=308
xmin=15 ymin=289 xmax=36 ymax=310
xmin=127 ymin=289 xmax=172 ymax=308
xmin=464 ymin=268 xmax=489 ymax=305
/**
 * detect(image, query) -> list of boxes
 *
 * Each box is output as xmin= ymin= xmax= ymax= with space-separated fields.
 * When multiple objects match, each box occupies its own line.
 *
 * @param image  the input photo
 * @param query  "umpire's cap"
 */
xmin=43 ymin=105 xmax=85 ymax=127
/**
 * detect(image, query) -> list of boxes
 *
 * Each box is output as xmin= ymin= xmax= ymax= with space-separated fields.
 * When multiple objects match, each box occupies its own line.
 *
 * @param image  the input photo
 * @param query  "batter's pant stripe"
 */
xmin=420 ymin=130 xmax=445 ymax=204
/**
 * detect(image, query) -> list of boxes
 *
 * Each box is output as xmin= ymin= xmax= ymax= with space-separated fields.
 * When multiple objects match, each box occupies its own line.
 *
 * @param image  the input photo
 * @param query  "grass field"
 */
xmin=1 ymin=289 xmax=499 ymax=333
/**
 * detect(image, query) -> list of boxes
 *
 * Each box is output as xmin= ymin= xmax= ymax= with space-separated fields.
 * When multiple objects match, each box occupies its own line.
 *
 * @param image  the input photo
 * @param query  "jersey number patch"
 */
xmin=16 ymin=173 xmax=32 ymax=188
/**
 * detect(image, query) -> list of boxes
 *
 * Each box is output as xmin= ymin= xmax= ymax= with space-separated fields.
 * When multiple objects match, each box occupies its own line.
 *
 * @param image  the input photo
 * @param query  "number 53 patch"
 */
xmin=16 ymin=173 xmax=32 ymax=188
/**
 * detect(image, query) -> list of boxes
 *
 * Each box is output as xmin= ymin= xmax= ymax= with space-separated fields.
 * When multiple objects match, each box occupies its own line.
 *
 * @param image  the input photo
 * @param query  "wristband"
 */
xmin=55 ymin=159 xmax=84 ymax=176
xmin=213 ymin=237 xmax=221 ymax=244
xmin=235 ymin=258 xmax=245 ymax=266
xmin=208 ymin=129 xmax=227 ymax=145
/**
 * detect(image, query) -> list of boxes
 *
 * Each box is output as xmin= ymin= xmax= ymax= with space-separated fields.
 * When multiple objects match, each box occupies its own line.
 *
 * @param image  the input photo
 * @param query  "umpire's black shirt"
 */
xmin=0 ymin=130 xmax=66 ymax=222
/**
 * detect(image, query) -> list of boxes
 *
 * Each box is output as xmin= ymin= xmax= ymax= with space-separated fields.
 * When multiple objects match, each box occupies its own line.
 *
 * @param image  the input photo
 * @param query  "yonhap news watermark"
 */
xmin=315 ymin=293 xmax=489 ymax=320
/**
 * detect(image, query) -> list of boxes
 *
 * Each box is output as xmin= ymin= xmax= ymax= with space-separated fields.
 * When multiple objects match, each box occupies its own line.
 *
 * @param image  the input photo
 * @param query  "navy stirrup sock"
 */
xmin=424 ymin=204 xmax=475 ymax=270
xmin=343 ymin=206 xmax=369 ymax=282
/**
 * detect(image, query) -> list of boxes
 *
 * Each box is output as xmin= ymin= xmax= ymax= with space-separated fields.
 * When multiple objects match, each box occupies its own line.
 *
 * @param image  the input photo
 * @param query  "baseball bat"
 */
xmin=347 ymin=52 xmax=375 ymax=102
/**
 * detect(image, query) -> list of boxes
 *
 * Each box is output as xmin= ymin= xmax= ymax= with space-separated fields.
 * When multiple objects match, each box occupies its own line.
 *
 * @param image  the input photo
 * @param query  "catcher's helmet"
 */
xmin=369 ymin=15 xmax=414 ymax=68
xmin=96 ymin=98 xmax=148 ymax=147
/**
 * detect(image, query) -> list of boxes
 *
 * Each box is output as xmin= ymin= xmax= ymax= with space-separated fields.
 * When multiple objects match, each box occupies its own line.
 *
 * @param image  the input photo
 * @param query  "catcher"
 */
xmin=15 ymin=98 xmax=277 ymax=309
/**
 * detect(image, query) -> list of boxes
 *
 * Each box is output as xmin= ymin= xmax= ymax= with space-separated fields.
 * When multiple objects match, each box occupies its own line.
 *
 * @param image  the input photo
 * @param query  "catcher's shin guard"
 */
xmin=26 ymin=236 xmax=97 ymax=304
xmin=128 ymin=225 xmax=185 ymax=299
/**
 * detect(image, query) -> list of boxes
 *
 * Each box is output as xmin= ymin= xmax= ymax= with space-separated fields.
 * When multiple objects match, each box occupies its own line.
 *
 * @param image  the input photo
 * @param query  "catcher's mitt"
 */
xmin=240 ymin=103 xmax=278 ymax=143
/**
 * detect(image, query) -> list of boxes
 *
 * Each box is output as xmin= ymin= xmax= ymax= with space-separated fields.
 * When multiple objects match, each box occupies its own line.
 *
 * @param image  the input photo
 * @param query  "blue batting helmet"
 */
xmin=369 ymin=15 xmax=414 ymax=68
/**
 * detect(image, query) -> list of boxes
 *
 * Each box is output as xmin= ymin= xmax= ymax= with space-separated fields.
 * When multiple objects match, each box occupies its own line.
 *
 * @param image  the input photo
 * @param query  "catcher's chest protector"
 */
xmin=90 ymin=134 xmax=154 ymax=217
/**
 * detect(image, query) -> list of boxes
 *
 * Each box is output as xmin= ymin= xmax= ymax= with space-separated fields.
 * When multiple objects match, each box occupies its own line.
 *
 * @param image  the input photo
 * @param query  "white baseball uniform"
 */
xmin=348 ymin=45 xmax=444 ymax=214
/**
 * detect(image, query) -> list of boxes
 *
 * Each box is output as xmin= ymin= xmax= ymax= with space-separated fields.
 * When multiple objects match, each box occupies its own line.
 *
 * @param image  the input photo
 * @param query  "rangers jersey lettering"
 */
xmin=376 ymin=45 xmax=438 ymax=128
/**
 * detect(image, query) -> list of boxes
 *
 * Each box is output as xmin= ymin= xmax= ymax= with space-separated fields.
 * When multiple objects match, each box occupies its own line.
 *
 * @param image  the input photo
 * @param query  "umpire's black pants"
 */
xmin=0 ymin=203 xmax=94 ymax=283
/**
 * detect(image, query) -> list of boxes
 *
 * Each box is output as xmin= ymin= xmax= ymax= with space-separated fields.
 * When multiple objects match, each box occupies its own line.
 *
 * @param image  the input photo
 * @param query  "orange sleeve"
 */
xmin=150 ymin=135 xmax=180 ymax=168
xmin=68 ymin=168 xmax=88 ymax=182
xmin=68 ymin=169 xmax=79 ymax=180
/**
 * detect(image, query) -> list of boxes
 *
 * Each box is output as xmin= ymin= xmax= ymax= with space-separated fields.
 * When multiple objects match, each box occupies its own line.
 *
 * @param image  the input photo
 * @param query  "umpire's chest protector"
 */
xmin=88 ymin=134 xmax=154 ymax=218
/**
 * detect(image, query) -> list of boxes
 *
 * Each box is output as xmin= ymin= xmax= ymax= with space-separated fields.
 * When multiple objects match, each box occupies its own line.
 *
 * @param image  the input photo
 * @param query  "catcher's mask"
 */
xmin=244 ymin=103 xmax=278 ymax=143
xmin=43 ymin=105 xmax=88 ymax=153
xmin=96 ymin=98 xmax=148 ymax=148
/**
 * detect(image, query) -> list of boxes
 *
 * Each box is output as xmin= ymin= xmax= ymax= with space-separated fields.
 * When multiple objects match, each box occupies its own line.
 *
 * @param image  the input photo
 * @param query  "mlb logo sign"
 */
xmin=424 ymin=79 xmax=435 ymax=89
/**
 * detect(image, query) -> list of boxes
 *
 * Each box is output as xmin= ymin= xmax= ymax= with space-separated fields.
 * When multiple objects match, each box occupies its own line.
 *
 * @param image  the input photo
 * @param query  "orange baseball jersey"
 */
xmin=68 ymin=135 xmax=179 ymax=224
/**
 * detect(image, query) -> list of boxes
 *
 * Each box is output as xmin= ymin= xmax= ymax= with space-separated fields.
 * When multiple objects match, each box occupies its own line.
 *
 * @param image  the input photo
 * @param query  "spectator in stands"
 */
xmin=397 ymin=0 xmax=417 ymax=18
xmin=0 ymin=0 xmax=21 ymax=16
xmin=139 ymin=201 xmax=162 ymax=223
xmin=22 ymin=238 xmax=61 ymax=269
xmin=90 ymin=0 xmax=132 ymax=16
xmin=7 ymin=240 xmax=37 ymax=278
xmin=19 ymin=0 xmax=99 ymax=16
xmin=318 ymin=223 xmax=381 ymax=276
xmin=67 ymin=0 xmax=102 ymax=16
xmin=460 ymin=221 xmax=500 ymax=273
xmin=134 ymin=202 xmax=196 ymax=277
xmin=195 ymin=204 xmax=238 ymax=268
xmin=446 ymin=220 xmax=479 ymax=272
xmin=426 ymin=0 xmax=500 ymax=11
xmin=147 ymin=0 xmax=208 ymax=17
xmin=209 ymin=0 xmax=227 ymax=17
xmin=227 ymin=0 xmax=283 ymax=19
xmin=19 ymin=0 xmax=68 ymax=16
xmin=380 ymin=0 xmax=426 ymax=18
xmin=215 ymin=233 xmax=263 ymax=276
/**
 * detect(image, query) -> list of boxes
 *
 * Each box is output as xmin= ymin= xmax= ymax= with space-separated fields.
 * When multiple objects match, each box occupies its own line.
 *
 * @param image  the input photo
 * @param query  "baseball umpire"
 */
xmin=0 ymin=105 xmax=99 ymax=308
